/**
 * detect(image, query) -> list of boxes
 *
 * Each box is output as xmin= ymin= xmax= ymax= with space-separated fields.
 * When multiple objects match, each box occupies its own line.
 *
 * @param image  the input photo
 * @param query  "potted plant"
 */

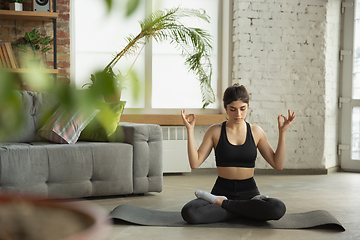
xmin=84 ymin=7 xmax=215 ymax=107
xmin=8 ymin=0 xmax=24 ymax=11
xmin=0 ymin=194 xmax=111 ymax=240
xmin=14 ymin=28 xmax=54 ymax=67
xmin=83 ymin=69 xmax=132 ymax=103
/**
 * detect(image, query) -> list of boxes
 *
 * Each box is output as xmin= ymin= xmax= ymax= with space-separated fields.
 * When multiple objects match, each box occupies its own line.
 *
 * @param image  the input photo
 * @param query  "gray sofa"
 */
xmin=0 ymin=91 xmax=163 ymax=198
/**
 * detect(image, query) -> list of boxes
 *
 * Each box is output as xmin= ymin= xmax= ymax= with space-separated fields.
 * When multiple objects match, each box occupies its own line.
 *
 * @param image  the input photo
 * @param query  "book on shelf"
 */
xmin=4 ymin=43 xmax=18 ymax=68
xmin=0 ymin=42 xmax=18 ymax=69
xmin=0 ymin=49 xmax=4 ymax=68
xmin=0 ymin=45 xmax=6 ymax=67
xmin=0 ymin=44 xmax=10 ymax=68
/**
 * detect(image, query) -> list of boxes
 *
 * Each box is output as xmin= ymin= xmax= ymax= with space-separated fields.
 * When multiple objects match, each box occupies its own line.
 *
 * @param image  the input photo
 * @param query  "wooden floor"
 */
xmin=77 ymin=172 xmax=359 ymax=240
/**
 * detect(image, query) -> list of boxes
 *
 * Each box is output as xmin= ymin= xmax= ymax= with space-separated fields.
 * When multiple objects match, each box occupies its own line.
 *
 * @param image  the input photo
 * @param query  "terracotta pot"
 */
xmin=0 ymin=194 xmax=112 ymax=240
xmin=102 ymin=88 xmax=121 ymax=102
xmin=103 ymin=94 xmax=121 ymax=103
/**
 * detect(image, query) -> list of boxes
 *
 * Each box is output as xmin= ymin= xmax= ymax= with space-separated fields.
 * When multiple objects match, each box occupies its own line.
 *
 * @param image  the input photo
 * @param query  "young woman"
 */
xmin=180 ymin=84 xmax=295 ymax=224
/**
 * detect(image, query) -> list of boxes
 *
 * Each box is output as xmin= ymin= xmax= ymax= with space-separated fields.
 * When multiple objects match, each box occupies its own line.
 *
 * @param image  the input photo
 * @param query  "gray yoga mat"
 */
xmin=109 ymin=205 xmax=345 ymax=231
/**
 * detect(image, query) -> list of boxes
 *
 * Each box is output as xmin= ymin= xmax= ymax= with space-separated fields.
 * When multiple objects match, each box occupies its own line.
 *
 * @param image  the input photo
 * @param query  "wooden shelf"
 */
xmin=121 ymin=114 xmax=227 ymax=126
xmin=0 ymin=10 xmax=58 ymax=21
xmin=2 ymin=68 xmax=58 ymax=74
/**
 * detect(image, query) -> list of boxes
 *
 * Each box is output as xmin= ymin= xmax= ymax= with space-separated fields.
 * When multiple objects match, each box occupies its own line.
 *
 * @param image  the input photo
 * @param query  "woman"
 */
xmin=180 ymin=84 xmax=295 ymax=224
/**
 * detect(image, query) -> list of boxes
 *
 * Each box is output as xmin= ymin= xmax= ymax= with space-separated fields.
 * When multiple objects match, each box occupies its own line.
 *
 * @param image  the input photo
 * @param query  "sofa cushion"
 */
xmin=79 ymin=101 xmax=126 ymax=142
xmin=119 ymin=123 xmax=163 ymax=194
xmin=38 ymin=107 xmax=99 ymax=144
xmin=0 ymin=142 xmax=134 ymax=198
xmin=0 ymin=143 xmax=49 ymax=195
xmin=0 ymin=91 xmax=58 ymax=143
xmin=79 ymin=142 xmax=133 ymax=196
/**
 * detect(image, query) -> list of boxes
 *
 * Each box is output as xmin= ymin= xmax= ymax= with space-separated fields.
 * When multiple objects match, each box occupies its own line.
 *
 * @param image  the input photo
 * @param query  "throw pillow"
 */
xmin=38 ymin=106 xmax=100 ymax=144
xmin=79 ymin=101 xmax=126 ymax=142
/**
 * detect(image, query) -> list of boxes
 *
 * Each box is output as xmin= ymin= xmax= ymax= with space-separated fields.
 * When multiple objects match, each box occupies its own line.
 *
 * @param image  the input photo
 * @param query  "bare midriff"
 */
xmin=217 ymin=167 xmax=255 ymax=180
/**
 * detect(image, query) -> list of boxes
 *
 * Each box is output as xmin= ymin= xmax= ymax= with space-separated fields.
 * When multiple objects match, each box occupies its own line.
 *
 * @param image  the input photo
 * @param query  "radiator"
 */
xmin=162 ymin=126 xmax=191 ymax=173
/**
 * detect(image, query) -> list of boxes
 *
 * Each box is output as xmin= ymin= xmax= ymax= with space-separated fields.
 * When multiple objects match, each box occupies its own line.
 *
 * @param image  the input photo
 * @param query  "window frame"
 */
xmin=70 ymin=0 xmax=232 ymax=117
xmin=339 ymin=0 xmax=360 ymax=171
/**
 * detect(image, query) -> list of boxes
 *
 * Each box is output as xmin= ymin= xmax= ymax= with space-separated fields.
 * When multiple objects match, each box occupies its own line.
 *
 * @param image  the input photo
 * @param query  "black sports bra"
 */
xmin=215 ymin=121 xmax=257 ymax=168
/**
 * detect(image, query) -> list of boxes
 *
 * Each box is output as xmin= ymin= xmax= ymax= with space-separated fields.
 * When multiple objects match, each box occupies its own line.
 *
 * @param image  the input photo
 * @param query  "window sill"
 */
xmin=121 ymin=114 xmax=227 ymax=126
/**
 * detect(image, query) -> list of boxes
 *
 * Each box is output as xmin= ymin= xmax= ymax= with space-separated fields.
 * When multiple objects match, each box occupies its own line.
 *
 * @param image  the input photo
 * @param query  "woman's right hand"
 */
xmin=181 ymin=110 xmax=196 ymax=130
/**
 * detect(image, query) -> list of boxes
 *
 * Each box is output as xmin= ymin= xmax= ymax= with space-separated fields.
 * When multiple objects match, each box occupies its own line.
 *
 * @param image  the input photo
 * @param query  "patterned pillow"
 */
xmin=38 ymin=106 xmax=100 ymax=144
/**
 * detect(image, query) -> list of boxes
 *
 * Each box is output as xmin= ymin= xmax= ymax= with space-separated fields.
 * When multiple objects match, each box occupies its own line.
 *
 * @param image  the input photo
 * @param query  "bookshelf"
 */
xmin=0 ymin=4 xmax=58 ymax=76
xmin=0 ymin=10 xmax=58 ymax=21
xmin=5 ymin=68 xmax=58 ymax=74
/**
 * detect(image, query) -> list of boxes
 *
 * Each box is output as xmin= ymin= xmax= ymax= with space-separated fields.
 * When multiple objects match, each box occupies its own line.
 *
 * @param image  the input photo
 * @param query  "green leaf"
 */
xmin=104 ymin=0 xmax=112 ymax=13
xmin=0 ymin=70 xmax=24 ymax=139
xmin=126 ymin=0 xmax=141 ymax=17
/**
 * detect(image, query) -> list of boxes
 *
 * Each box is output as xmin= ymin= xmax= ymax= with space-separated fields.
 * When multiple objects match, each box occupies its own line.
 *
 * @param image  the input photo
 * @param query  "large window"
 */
xmin=339 ymin=0 xmax=360 ymax=171
xmin=71 ymin=0 xmax=231 ymax=114
xmin=353 ymin=0 xmax=360 ymax=99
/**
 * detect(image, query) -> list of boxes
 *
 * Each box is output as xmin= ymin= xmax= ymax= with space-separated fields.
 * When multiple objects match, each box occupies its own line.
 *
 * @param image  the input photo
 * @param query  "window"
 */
xmin=339 ymin=0 xmax=360 ymax=171
xmin=71 ymin=0 xmax=231 ymax=114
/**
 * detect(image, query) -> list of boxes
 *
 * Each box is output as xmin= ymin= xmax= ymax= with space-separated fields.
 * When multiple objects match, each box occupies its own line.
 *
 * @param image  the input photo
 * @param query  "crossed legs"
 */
xmin=181 ymin=191 xmax=286 ymax=224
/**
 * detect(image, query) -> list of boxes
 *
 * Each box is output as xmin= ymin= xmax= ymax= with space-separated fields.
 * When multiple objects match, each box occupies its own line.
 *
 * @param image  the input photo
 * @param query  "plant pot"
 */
xmin=103 ymin=94 xmax=121 ymax=103
xmin=29 ymin=59 xmax=41 ymax=67
xmin=0 ymin=194 xmax=111 ymax=240
xmin=9 ymin=3 xmax=23 ymax=11
xmin=103 ymin=88 xmax=121 ymax=102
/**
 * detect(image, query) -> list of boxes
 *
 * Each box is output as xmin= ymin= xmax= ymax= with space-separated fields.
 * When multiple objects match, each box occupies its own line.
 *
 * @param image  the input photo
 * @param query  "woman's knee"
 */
xmin=265 ymin=198 xmax=286 ymax=220
xmin=181 ymin=203 xmax=197 ymax=223
xmin=181 ymin=207 xmax=199 ymax=224
xmin=181 ymin=199 xmax=209 ymax=224
xmin=181 ymin=198 xmax=233 ymax=224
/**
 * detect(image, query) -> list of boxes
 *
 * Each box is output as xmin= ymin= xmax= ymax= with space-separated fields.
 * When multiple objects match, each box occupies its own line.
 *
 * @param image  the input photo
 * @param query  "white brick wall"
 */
xmin=232 ymin=0 xmax=341 ymax=170
xmin=194 ymin=126 xmax=217 ymax=168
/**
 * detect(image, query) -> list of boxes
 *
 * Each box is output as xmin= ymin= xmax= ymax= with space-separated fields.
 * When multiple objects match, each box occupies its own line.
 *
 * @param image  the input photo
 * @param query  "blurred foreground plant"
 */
xmin=0 ymin=0 xmax=214 ymax=139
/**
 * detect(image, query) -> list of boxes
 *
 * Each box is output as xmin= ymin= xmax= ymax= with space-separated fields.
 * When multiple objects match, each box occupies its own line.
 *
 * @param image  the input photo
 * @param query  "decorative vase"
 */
xmin=9 ymin=3 xmax=23 ymax=11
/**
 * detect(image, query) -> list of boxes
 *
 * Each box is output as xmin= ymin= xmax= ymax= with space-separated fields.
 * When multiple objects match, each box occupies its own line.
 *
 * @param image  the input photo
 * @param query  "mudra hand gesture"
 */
xmin=278 ymin=110 xmax=295 ymax=132
xmin=181 ymin=110 xmax=196 ymax=130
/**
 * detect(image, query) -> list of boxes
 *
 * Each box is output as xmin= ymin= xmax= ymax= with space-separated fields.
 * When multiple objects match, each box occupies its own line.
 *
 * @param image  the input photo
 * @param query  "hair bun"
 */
xmin=223 ymin=84 xmax=249 ymax=108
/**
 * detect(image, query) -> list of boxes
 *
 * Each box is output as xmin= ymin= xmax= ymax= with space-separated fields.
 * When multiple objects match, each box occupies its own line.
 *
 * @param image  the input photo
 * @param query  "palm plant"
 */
xmin=89 ymin=7 xmax=215 ymax=108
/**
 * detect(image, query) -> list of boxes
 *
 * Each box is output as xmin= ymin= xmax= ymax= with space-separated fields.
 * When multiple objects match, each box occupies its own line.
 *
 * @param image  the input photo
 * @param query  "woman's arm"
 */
xmin=255 ymin=110 xmax=295 ymax=171
xmin=181 ymin=110 xmax=214 ymax=169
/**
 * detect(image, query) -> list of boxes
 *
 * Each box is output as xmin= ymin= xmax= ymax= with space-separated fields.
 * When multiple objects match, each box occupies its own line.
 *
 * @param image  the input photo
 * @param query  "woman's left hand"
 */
xmin=278 ymin=110 xmax=295 ymax=132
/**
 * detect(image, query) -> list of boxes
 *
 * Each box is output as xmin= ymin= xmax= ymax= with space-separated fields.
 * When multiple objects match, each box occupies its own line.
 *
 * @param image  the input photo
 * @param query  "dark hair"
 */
xmin=223 ymin=84 xmax=250 ymax=109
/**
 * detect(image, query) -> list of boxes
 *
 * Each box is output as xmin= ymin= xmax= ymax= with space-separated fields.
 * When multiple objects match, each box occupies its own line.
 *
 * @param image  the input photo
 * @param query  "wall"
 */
xmin=194 ymin=126 xmax=217 ymax=168
xmin=1 ymin=0 xmax=342 ymax=171
xmin=232 ymin=0 xmax=341 ymax=170
xmin=0 ymin=0 xmax=70 ymax=83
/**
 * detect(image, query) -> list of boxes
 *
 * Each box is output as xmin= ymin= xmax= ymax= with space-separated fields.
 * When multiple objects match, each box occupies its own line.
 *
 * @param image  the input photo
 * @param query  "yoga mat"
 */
xmin=109 ymin=205 xmax=345 ymax=231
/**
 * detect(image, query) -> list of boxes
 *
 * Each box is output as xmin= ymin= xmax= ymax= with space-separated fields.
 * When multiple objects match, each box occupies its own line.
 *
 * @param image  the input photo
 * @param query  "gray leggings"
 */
xmin=181 ymin=177 xmax=286 ymax=224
